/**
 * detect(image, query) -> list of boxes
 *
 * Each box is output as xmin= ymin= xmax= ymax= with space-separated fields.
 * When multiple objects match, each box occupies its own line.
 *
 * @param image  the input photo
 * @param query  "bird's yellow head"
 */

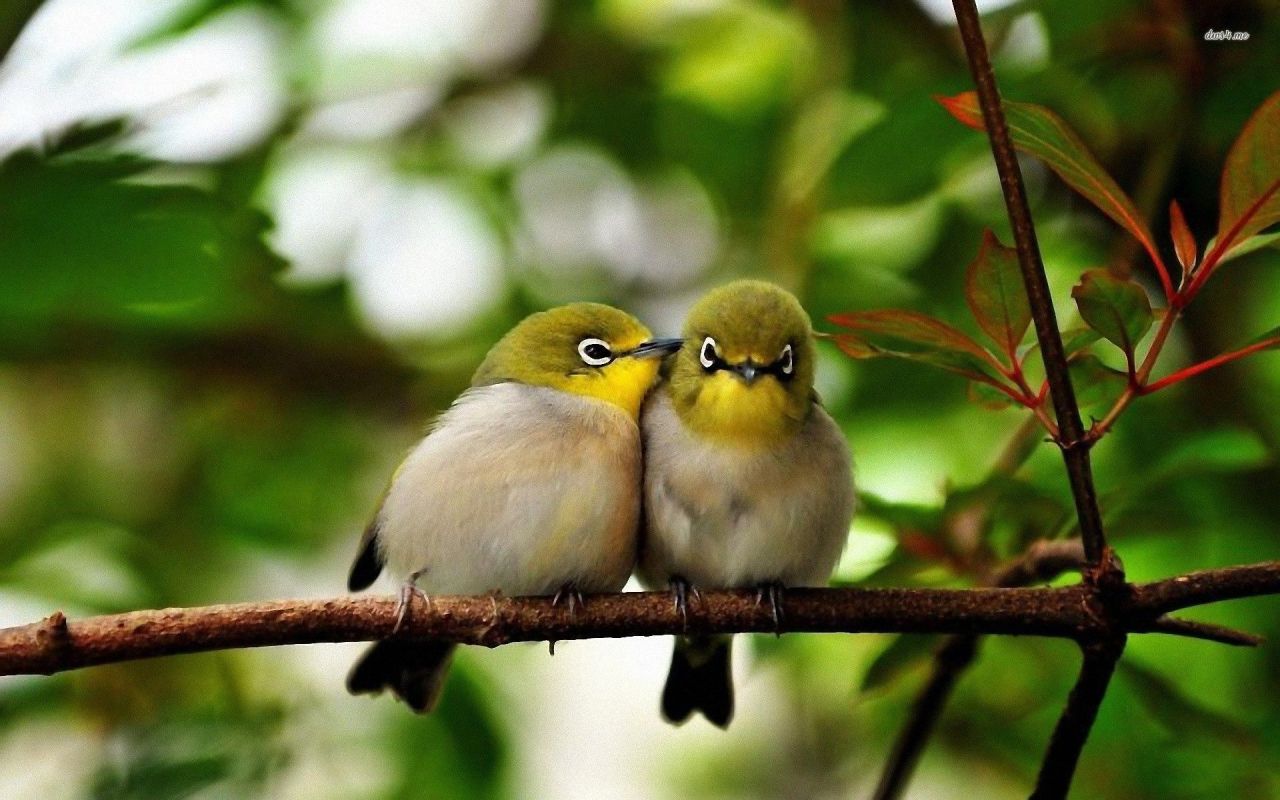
xmin=473 ymin=303 xmax=681 ymax=419
xmin=668 ymin=280 xmax=816 ymax=445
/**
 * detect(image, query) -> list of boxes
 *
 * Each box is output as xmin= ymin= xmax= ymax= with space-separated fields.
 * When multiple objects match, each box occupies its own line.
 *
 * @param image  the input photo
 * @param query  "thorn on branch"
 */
xmin=1145 ymin=615 xmax=1263 ymax=647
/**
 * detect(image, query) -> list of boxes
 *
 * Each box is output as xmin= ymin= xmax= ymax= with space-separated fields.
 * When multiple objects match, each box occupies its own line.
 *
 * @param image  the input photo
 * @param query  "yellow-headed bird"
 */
xmin=640 ymin=280 xmax=856 ymax=728
xmin=347 ymin=304 xmax=681 ymax=712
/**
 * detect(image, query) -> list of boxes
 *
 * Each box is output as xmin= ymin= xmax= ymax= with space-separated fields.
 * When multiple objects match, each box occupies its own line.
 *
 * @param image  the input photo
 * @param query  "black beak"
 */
xmin=731 ymin=363 xmax=760 ymax=384
xmin=629 ymin=338 xmax=684 ymax=358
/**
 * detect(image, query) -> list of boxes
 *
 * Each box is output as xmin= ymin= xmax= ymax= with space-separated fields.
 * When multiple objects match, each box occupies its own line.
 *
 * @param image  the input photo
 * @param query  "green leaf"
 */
xmin=967 ymin=380 xmax=1019 ymax=409
xmin=1245 ymin=324 xmax=1280 ymax=349
xmin=1206 ymin=229 xmax=1280 ymax=266
xmin=1150 ymin=427 xmax=1271 ymax=477
xmin=829 ymin=310 xmax=1010 ymax=387
xmin=0 ymin=149 xmax=280 ymax=331
xmin=1119 ymin=661 xmax=1256 ymax=747
xmin=965 ymin=229 xmax=1030 ymax=359
xmin=861 ymin=634 xmax=938 ymax=692
xmin=1070 ymin=270 xmax=1154 ymax=360
xmin=1059 ymin=326 xmax=1102 ymax=357
xmin=1211 ymin=89 xmax=1280 ymax=265
xmin=1068 ymin=353 xmax=1129 ymax=411
xmin=938 ymin=92 xmax=1170 ymax=288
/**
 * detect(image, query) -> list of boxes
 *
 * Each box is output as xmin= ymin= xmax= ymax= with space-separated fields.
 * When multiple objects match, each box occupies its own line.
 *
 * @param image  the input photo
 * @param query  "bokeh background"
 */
xmin=1 ymin=1 xmax=1278 ymax=798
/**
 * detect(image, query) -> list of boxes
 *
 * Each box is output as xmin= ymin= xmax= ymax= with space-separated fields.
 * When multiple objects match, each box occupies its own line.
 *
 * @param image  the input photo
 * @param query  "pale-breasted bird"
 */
xmin=639 ymin=280 xmax=856 ymax=728
xmin=347 ymin=303 xmax=681 ymax=712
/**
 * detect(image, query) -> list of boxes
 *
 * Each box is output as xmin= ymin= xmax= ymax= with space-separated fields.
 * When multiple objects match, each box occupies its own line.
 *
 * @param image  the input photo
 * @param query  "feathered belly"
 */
xmin=377 ymin=385 xmax=642 ymax=597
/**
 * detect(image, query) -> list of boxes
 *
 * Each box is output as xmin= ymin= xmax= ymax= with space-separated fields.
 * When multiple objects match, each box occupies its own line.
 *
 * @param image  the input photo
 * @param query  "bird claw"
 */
xmin=487 ymin=589 xmax=503 ymax=621
xmin=669 ymin=576 xmax=699 ymax=630
xmin=754 ymin=582 xmax=786 ymax=636
xmin=552 ymin=583 xmax=586 ymax=621
xmin=392 ymin=570 xmax=429 ymax=635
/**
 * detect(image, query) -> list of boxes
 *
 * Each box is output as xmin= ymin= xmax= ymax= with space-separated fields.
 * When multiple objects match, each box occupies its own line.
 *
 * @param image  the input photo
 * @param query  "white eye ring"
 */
xmin=699 ymin=336 xmax=719 ymax=369
xmin=778 ymin=343 xmax=794 ymax=376
xmin=577 ymin=337 xmax=613 ymax=367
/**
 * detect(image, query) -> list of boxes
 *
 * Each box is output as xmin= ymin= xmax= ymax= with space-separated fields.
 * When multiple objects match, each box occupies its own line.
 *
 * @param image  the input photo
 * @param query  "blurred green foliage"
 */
xmin=1 ymin=1 xmax=1278 ymax=798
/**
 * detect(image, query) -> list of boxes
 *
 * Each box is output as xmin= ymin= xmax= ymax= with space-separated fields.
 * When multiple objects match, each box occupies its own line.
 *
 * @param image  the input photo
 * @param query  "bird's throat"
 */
xmin=674 ymin=373 xmax=803 ymax=446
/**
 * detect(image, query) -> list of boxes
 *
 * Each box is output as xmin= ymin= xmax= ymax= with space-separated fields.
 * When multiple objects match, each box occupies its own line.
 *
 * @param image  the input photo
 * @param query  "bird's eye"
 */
xmin=777 ymin=343 xmax=794 ymax=376
xmin=699 ymin=336 xmax=720 ymax=370
xmin=577 ymin=337 xmax=614 ymax=367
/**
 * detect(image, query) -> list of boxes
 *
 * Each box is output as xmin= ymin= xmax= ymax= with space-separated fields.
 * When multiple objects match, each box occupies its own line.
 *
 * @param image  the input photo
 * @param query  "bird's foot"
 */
xmin=392 ymin=569 xmax=429 ymax=635
xmin=754 ymin=581 xmax=786 ymax=636
xmin=552 ymin=583 xmax=586 ymax=621
xmin=487 ymin=589 xmax=504 ymax=621
xmin=669 ymin=576 xmax=702 ymax=630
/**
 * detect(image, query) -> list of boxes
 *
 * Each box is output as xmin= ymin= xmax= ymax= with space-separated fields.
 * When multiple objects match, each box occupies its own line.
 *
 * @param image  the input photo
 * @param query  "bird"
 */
xmin=346 ymin=303 xmax=682 ymax=712
xmin=639 ymin=280 xmax=856 ymax=728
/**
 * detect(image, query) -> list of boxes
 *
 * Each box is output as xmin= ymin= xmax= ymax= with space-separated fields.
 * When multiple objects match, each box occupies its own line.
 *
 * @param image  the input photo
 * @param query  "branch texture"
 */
xmin=1 ymin=562 xmax=1276 ymax=678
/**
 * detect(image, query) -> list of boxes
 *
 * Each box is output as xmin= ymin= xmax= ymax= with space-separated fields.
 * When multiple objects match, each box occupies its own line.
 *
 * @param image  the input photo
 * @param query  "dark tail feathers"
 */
xmin=661 ymin=635 xmax=734 ymax=728
xmin=347 ymin=639 xmax=456 ymax=713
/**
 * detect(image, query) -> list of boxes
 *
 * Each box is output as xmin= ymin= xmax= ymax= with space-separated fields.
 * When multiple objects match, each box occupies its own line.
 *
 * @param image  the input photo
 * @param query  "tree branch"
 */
xmin=0 ymin=562 xmax=1275 ymax=678
xmin=949 ymin=0 xmax=1110 ymax=572
xmin=1130 ymin=561 xmax=1280 ymax=616
xmin=1030 ymin=636 xmax=1126 ymax=800
xmin=872 ymin=634 xmax=978 ymax=800
xmin=872 ymin=540 xmax=1086 ymax=800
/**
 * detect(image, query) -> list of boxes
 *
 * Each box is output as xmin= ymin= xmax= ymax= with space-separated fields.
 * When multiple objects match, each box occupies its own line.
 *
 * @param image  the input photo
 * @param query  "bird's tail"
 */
xmin=661 ymin=634 xmax=734 ymax=728
xmin=347 ymin=639 xmax=456 ymax=713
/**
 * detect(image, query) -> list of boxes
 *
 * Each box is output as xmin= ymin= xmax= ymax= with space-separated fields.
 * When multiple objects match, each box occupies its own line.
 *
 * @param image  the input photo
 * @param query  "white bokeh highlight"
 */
xmin=443 ymin=81 xmax=551 ymax=169
xmin=515 ymin=145 xmax=721 ymax=286
xmin=347 ymin=180 xmax=505 ymax=338
xmin=0 ymin=1 xmax=288 ymax=162
xmin=264 ymin=148 xmax=395 ymax=286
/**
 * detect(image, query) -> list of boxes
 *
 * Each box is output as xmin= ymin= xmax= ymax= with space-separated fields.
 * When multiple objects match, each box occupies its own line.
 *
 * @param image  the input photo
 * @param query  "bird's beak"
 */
xmin=731 ymin=363 xmax=760 ymax=384
xmin=629 ymin=338 xmax=684 ymax=358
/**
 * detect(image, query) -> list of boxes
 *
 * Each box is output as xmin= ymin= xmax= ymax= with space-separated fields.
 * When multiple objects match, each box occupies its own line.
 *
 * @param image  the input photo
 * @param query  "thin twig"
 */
xmin=1030 ymin=636 xmax=1126 ymax=800
xmin=949 ymin=0 xmax=1110 ymax=571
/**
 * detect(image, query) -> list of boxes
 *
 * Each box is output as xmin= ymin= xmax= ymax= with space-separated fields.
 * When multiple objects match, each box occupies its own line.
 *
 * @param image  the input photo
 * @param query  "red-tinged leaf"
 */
xmin=938 ymin=92 xmax=1174 ymax=299
xmin=1069 ymin=354 xmax=1129 ymax=412
xmin=899 ymin=532 xmax=948 ymax=562
xmin=1070 ymin=270 xmax=1154 ymax=364
xmin=965 ymin=229 xmax=1030 ymax=359
xmin=829 ymin=310 xmax=1009 ymax=385
xmin=1169 ymin=200 xmax=1197 ymax=277
xmin=1211 ymin=90 xmax=1280 ymax=267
